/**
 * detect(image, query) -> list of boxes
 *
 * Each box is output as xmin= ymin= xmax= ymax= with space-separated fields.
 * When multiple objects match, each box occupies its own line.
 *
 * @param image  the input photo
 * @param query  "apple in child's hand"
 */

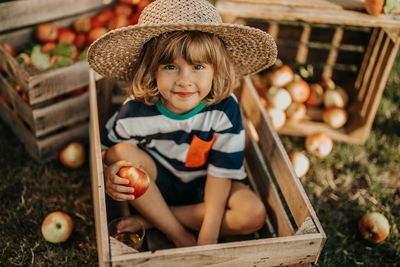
xmin=41 ymin=211 xmax=74 ymax=243
xmin=59 ymin=141 xmax=86 ymax=168
xmin=117 ymin=166 xmax=150 ymax=198
xmin=358 ymin=212 xmax=390 ymax=243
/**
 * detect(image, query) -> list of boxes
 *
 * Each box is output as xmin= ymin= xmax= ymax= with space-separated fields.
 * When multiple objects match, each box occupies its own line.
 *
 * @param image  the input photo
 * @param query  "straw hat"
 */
xmin=88 ymin=0 xmax=277 ymax=81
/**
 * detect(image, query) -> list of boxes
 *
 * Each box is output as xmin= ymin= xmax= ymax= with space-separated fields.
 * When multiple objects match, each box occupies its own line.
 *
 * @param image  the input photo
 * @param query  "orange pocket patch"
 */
xmin=185 ymin=133 xmax=216 ymax=168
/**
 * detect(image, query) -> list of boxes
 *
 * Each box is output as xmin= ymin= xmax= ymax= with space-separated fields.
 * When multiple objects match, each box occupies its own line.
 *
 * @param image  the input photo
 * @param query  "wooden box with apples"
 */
xmin=89 ymin=70 xmax=326 ymax=267
xmin=0 ymin=0 xmax=152 ymax=161
xmin=216 ymin=0 xmax=400 ymax=144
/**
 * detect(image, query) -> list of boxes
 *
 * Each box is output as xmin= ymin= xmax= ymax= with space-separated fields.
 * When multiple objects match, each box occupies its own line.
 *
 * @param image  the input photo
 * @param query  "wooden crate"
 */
xmin=0 ymin=0 xmax=112 ymax=32
xmin=0 ymin=1 xmax=114 ymax=161
xmin=216 ymin=0 xmax=400 ymax=144
xmin=0 ymin=9 xmax=109 ymax=105
xmin=89 ymin=70 xmax=326 ymax=267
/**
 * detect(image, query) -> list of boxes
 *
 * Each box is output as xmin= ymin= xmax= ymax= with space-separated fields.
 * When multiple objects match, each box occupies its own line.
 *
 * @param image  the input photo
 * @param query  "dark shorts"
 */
xmin=152 ymin=158 xmax=206 ymax=206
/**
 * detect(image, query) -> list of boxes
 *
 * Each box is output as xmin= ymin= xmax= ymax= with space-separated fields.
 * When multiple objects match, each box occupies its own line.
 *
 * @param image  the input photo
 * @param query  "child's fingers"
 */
xmin=109 ymin=191 xmax=135 ymax=201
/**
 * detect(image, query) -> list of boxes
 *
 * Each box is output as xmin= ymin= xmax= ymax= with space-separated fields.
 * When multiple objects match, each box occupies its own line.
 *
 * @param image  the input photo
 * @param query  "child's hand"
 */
xmin=104 ymin=160 xmax=136 ymax=201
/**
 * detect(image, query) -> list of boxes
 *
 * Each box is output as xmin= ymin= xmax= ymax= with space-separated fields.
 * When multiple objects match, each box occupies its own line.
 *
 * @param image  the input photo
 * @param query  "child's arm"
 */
xmin=197 ymin=175 xmax=232 ymax=245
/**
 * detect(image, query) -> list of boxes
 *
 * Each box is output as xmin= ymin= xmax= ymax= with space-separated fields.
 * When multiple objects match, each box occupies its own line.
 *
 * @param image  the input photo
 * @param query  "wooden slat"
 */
xmin=243 ymin=116 xmax=295 ymax=237
xmin=220 ymin=0 xmax=368 ymax=11
xmin=111 ymin=234 xmax=323 ymax=267
xmin=33 ymin=92 xmax=89 ymax=137
xmin=0 ymin=0 xmax=111 ymax=32
xmin=36 ymin=122 xmax=89 ymax=161
xmin=0 ymin=73 xmax=34 ymax=131
xmin=296 ymin=24 xmax=311 ymax=64
xmin=216 ymin=1 xmax=400 ymax=28
xmin=322 ymin=27 xmax=344 ymax=79
xmin=89 ymin=70 xmax=111 ymax=267
xmin=240 ymin=77 xmax=325 ymax=237
xmin=0 ymin=71 xmax=90 ymax=137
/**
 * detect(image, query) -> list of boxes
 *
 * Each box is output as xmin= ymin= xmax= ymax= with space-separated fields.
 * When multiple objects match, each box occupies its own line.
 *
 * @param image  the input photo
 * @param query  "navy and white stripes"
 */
xmin=102 ymin=94 xmax=246 ymax=183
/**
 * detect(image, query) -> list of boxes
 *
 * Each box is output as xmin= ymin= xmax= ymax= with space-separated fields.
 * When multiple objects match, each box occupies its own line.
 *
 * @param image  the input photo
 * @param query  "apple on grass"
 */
xmin=59 ymin=141 xmax=86 ymax=168
xmin=117 ymin=166 xmax=150 ymax=198
xmin=41 ymin=211 xmax=74 ymax=243
xmin=358 ymin=212 xmax=390 ymax=243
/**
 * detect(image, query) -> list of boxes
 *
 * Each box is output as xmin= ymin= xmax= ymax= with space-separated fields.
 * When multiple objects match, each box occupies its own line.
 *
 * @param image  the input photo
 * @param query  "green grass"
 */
xmin=0 ymin=123 xmax=97 ymax=266
xmin=0 ymin=51 xmax=399 ymax=267
xmin=280 ymin=53 xmax=400 ymax=266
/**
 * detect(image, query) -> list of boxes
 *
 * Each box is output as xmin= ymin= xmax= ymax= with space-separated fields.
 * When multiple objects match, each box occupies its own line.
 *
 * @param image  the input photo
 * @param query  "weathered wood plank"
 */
xmin=243 ymin=117 xmax=295 ymax=237
xmin=216 ymin=1 xmax=400 ymax=28
xmin=111 ymin=234 xmax=323 ymax=267
xmin=89 ymin=70 xmax=112 ymax=267
xmin=0 ymin=0 xmax=111 ymax=32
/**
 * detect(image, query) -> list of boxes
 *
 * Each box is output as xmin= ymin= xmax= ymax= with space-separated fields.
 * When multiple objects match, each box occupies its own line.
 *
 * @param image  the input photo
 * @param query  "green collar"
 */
xmin=155 ymin=100 xmax=205 ymax=120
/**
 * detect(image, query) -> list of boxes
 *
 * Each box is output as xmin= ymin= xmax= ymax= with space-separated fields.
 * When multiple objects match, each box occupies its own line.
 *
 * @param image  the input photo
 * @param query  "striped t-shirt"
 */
xmin=102 ymin=94 xmax=246 ymax=183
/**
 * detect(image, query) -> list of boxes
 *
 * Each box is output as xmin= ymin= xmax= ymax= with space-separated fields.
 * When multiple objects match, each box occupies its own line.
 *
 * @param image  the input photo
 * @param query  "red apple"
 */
xmin=286 ymin=102 xmax=306 ymax=121
xmin=119 ymin=0 xmax=141 ymax=5
xmin=1 ymin=43 xmax=16 ymax=57
xmin=266 ymin=106 xmax=286 ymax=131
xmin=323 ymin=107 xmax=348 ymax=129
xmin=305 ymin=83 xmax=324 ymax=107
xmin=259 ymin=96 xmax=268 ymax=109
xmin=74 ymin=33 xmax=87 ymax=48
xmin=114 ymin=3 xmax=134 ymax=17
xmin=58 ymin=27 xmax=76 ymax=44
xmin=265 ymin=87 xmax=292 ymax=111
xmin=319 ymin=77 xmax=336 ymax=90
xmin=136 ymin=0 xmax=152 ymax=11
xmin=285 ymin=77 xmax=310 ymax=103
xmin=265 ymin=64 xmax=294 ymax=87
xmin=364 ymin=0 xmax=385 ymax=16
xmin=305 ymin=132 xmax=333 ymax=158
xmin=129 ymin=10 xmax=142 ymax=25
xmin=97 ymin=8 xmax=115 ymax=24
xmin=289 ymin=151 xmax=310 ymax=178
xmin=117 ymin=166 xmax=150 ymax=198
xmin=358 ymin=212 xmax=390 ymax=243
xmin=59 ymin=141 xmax=86 ymax=168
xmin=323 ymin=86 xmax=349 ymax=108
xmin=87 ymin=27 xmax=108 ymax=44
xmin=73 ymin=16 xmax=91 ymax=33
xmin=41 ymin=211 xmax=74 ymax=243
xmin=36 ymin=23 xmax=58 ymax=43
xmin=109 ymin=15 xmax=129 ymax=29
xmin=251 ymin=73 xmax=267 ymax=96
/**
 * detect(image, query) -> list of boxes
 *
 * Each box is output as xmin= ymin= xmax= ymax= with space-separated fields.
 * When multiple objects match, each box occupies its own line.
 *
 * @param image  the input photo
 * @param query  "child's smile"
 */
xmin=156 ymin=57 xmax=214 ymax=115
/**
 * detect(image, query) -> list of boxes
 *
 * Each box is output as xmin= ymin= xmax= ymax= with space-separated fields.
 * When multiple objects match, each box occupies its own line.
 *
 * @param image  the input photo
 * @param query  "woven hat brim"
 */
xmin=88 ymin=23 xmax=277 ymax=81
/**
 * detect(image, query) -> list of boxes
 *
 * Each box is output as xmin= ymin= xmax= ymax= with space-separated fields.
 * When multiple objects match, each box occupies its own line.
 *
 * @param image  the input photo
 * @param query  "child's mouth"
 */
xmin=174 ymin=92 xmax=196 ymax=98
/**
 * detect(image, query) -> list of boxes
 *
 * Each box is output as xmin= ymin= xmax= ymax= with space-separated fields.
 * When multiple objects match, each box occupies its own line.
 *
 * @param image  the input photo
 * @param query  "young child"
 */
xmin=88 ymin=0 xmax=277 ymax=247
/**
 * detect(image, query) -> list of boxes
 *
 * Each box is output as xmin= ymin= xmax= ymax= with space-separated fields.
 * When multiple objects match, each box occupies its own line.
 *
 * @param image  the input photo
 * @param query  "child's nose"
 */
xmin=176 ymin=69 xmax=192 ymax=87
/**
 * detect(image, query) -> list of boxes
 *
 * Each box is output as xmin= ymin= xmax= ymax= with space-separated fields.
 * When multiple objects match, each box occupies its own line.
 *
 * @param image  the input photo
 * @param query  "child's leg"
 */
xmin=105 ymin=143 xmax=196 ymax=247
xmin=170 ymin=181 xmax=266 ymax=236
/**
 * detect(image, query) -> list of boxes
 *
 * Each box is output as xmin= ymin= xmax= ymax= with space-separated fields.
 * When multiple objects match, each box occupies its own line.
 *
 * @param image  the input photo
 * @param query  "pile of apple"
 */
xmin=0 ymin=0 xmax=152 ymax=71
xmin=252 ymin=60 xmax=349 ymax=132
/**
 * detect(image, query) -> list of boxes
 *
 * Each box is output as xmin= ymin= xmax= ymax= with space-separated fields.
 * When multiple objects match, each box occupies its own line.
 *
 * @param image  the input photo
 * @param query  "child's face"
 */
xmin=156 ymin=57 xmax=214 ymax=114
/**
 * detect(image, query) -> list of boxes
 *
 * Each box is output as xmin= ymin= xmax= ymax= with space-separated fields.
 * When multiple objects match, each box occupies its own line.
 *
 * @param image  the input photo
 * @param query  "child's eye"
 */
xmin=162 ymin=65 xmax=176 ymax=70
xmin=194 ymin=64 xmax=204 ymax=70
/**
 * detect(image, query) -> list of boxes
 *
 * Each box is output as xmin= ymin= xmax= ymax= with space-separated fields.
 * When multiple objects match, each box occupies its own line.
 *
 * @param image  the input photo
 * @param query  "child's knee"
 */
xmin=235 ymin=198 xmax=266 ymax=234
xmin=105 ymin=143 xmax=135 ymax=164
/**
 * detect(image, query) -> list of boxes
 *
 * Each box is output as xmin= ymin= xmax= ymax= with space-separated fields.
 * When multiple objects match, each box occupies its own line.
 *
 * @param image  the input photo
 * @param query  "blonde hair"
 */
xmin=131 ymin=31 xmax=236 ymax=106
